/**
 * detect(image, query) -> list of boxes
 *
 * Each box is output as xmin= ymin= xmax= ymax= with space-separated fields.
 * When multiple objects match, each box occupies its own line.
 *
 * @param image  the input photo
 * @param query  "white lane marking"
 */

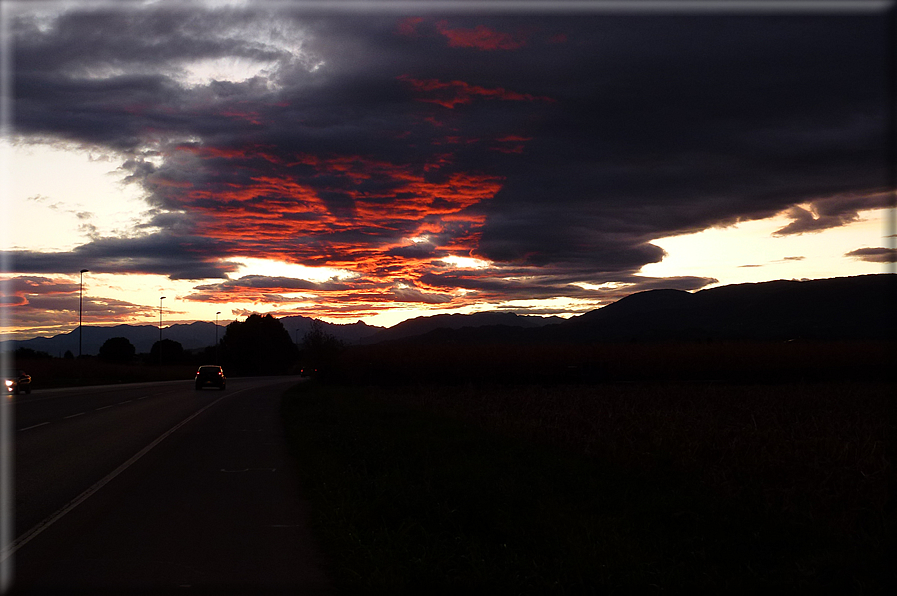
xmin=1 ymin=386 xmax=255 ymax=563
xmin=16 ymin=385 xmax=244 ymax=434
xmin=63 ymin=413 xmax=85 ymax=419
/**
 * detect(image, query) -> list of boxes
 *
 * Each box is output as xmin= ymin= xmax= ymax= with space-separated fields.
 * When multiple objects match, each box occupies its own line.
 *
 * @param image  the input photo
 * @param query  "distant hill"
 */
xmin=550 ymin=273 xmax=895 ymax=342
xmin=4 ymin=316 xmax=383 ymax=357
xmin=356 ymin=311 xmax=564 ymax=345
xmin=5 ymin=274 xmax=892 ymax=356
xmin=3 ymin=321 xmax=221 ymax=357
xmin=378 ymin=274 xmax=894 ymax=346
xmin=279 ymin=316 xmax=383 ymax=345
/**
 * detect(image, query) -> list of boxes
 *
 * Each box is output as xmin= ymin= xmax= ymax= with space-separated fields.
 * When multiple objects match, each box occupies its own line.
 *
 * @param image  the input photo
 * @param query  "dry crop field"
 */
xmin=372 ymin=380 xmax=891 ymax=540
xmin=283 ymin=377 xmax=894 ymax=592
xmin=335 ymin=339 xmax=893 ymax=384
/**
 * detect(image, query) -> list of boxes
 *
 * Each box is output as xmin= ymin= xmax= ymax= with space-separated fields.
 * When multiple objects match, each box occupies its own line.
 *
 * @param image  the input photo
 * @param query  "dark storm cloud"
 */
xmin=772 ymin=191 xmax=892 ymax=236
xmin=419 ymin=267 xmax=716 ymax=303
xmin=844 ymin=247 xmax=897 ymax=264
xmin=8 ymin=5 xmax=891 ymax=311
xmin=3 ymin=233 xmax=242 ymax=280
xmin=193 ymin=275 xmax=351 ymax=293
xmin=392 ymin=283 xmax=454 ymax=304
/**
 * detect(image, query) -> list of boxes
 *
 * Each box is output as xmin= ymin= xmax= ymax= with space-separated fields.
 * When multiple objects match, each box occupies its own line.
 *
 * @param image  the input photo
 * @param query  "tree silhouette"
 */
xmin=14 ymin=347 xmax=52 ymax=360
xmin=300 ymin=319 xmax=344 ymax=378
xmin=99 ymin=337 xmax=136 ymax=363
xmin=149 ymin=339 xmax=185 ymax=364
xmin=219 ymin=313 xmax=298 ymax=376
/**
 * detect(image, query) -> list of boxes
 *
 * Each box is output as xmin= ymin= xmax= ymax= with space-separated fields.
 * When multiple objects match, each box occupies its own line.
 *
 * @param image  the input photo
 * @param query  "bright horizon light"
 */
xmin=639 ymin=208 xmax=891 ymax=285
xmin=3 ymin=6 xmax=894 ymax=342
xmin=231 ymin=257 xmax=358 ymax=283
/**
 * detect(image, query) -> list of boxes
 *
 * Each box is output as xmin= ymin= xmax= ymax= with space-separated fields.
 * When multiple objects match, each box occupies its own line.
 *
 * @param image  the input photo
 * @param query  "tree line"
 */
xmin=10 ymin=314 xmax=343 ymax=377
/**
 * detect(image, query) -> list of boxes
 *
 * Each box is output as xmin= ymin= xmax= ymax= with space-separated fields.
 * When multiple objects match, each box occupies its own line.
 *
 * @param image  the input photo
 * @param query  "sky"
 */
xmin=1 ymin=0 xmax=895 ymax=342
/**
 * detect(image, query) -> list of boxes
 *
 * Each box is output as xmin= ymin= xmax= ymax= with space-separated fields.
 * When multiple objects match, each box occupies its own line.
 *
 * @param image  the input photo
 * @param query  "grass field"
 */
xmin=9 ymin=356 xmax=199 ymax=389
xmin=281 ymin=379 xmax=894 ymax=593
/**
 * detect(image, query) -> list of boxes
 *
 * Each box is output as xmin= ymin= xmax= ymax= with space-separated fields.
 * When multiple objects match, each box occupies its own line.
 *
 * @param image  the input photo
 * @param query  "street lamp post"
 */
xmin=79 ymin=269 xmax=89 ymax=357
xmin=215 ymin=311 xmax=221 ymax=364
xmin=159 ymin=296 xmax=166 ymax=371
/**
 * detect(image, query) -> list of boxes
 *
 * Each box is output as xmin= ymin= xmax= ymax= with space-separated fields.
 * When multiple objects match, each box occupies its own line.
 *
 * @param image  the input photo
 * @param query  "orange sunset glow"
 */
xmin=2 ymin=3 xmax=893 ymax=340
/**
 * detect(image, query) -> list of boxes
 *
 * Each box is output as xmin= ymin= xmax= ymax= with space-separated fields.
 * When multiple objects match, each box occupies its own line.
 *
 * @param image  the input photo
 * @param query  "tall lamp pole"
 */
xmin=159 ymin=296 xmax=166 ymax=370
xmin=79 ymin=269 xmax=89 ymax=357
xmin=215 ymin=311 xmax=221 ymax=364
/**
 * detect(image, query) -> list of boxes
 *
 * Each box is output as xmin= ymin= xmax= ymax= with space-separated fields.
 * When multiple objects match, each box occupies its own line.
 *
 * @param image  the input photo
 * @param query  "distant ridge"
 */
xmin=356 ymin=311 xmax=564 ymax=345
xmin=374 ymin=274 xmax=896 ymax=346
xmin=4 ymin=316 xmax=383 ymax=356
xmin=3 ymin=321 xmax=220 ymax=357
xmin=5 ymin=274 xmax=893 ymax=356
xmin=279 ymin=316 xmax=383 ymax=345
xmin=552 ymin=273 xmax=895 ymax=342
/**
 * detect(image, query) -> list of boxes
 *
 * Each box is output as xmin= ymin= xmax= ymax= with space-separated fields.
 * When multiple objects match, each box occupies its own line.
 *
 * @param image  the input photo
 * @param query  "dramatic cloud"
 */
xmin=1 ymin=275 xmax=156 ymax=335
xmin=398 ymin=75 xmax=554 ymax=109
xmin=6 ymin=232 xmax=243 ymax=280
xmin=844 ymin=247 xmax=897 ymax=264
xmin=435 ymin=20 xmax=528 ymax=50
xmin=773 ymin=192 xmax=892 ymax=236
xmin=5 ymin=5 xmax=892 ymax=329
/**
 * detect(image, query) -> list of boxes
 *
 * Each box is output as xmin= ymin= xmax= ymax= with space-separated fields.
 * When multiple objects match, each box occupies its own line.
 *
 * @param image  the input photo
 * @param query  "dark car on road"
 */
xmin=5 ymin=370 xmax=31 ymax=395
xmin=195 ymin=365 xmax=226 ymax=390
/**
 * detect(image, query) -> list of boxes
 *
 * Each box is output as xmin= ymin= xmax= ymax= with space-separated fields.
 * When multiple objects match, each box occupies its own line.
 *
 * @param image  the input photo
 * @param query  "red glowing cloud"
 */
xmin=174 ymin=146 xmax=505 ymax=292
xmin=436 ymin=21 xmax=527 ymax=50
xmin=396 ymin=16 xmax=425 ymax=37
xmin=398 ymin=76 xmax=554 ymax=109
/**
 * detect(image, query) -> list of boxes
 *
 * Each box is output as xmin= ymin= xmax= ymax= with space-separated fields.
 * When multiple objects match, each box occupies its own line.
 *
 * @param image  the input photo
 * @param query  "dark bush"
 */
xmin=300 ymin=319 xmax=344 ymax=378
xmin=98 ymin=337 xmax=136 ymax=363
xmin=149 ymin=338 xmax=185 ymax=364
xmin=14 ymin=347 xmax=52 ymax=360
xmin=219 ymin=313 xmax=298 ymax=375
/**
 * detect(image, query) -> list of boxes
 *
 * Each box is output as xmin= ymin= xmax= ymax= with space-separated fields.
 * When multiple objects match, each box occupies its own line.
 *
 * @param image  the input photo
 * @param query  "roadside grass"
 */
xmin=335 ymin=340 xmax=894 ymax=385
xmin=10 ymin=356 xmax=197 ymax=389
xmin=281 ymin=380 xmax=893 ymax=593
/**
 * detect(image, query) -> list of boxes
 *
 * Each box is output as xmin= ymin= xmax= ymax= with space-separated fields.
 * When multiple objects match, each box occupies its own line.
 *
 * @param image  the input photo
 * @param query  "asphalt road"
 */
xmin=3 ymin=376 xmax=332 ymax=595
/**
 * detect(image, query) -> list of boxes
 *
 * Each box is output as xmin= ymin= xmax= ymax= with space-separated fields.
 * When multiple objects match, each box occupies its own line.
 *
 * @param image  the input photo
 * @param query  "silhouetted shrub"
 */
xmin=219 ymin=313 xmax=298 ymax=375
xmin=14 ymin=347 xmax=52 ymax=360
xmin=149 ymin=338 xmax=185 ymax=364
xmin=99 ymin=337 xmax=136 ymax=363
xmin=300 ymin=319 xmax=344 ymax=378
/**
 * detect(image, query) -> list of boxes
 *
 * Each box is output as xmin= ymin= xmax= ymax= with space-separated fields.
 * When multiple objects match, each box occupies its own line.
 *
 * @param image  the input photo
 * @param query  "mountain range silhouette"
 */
xmin=5 ymin=274 xmax=893 ymax=357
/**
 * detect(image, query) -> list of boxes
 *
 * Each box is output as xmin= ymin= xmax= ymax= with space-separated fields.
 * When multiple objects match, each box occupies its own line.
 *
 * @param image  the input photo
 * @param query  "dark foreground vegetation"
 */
xmin=6 ymin=314 xmax=305 ymax=388
xmin=8 ymin=355 xmax=198 ymax=388
xmin=330 ymin=338 xmax=894 ymax=385
xmin=281 ymin=341 xmax=894 ymax=593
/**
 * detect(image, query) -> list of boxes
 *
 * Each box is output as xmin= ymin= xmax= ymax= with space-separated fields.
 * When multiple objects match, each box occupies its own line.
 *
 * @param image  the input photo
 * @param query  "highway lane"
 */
xmin=4 ymin=376 xmax=332 ymax=594
xmin=12 ymin=379 xmax=236 ymax=536
xmin=11 ymin=380 xmax=198 ymax=432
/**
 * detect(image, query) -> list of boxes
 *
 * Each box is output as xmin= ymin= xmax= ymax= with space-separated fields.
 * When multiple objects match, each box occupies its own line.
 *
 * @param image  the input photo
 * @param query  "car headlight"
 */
xmin=4 ymin=380 xmax=12 ymax=387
